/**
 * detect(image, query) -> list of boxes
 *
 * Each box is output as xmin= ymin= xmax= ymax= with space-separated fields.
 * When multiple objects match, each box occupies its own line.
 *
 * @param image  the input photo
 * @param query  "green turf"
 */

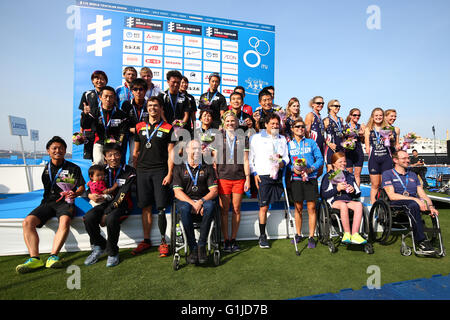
xmin=1 ymin=206 xmax=449 ymax=300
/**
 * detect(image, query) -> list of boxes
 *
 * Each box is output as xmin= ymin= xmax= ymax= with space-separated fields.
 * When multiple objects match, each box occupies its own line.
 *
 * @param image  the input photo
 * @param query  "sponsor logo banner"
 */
xmin=144 ymin=31 xmax=163 ymax=43
xmin=143 ymin=55 xmax=162 ymax=67
xmin=123 ymin=29 xmax=143 ymax=42
xmin=144 ymin=43 xmax=163 ymax=55
xmin=123 ymin=41 xmax=142 ymax=54
xmin=185 ymin=36 xmax=202 ymax=48
xmin=123 ymin=53 xmax=142 ymax=66
xmin=164 ymin=57 xmax=183 ymax=69
xmin=222 ymin=40 xmax=239 ymax=52
xmin=222 ymin=51 xmax=238 ymax=64
xmin=222 ymin=74 xmax=238 ymax=86
xmin=164 ymin=45 xmax=183 ymax=57
xmin=125 ymin=16 xmax=163 ymax=30
xmin=167 ymin=22 xmax=202 ymax=36
xmin=204 ymin=49 xmax=220 ymax=61
xmin=222 ymin=62 xmax=239 ymax=75
xmin=184 ymin=59 xmax=202 ymax=71
xmin=203 ymin=38 xmax=221 ymax=50
xmin=165 ymin=33 xmax=183 ymax=46
xmin=206 ymin=27 xmax=238 ymax=40
xmin=184 ymin=47 xmax=202 ymax=59
xmin=151 ymin=68 xmax=163 ymax=80
xmin=203 ymin=60 xmax=220 ymax=72
xmin=184 ymin=70 xmax=202 ymax=83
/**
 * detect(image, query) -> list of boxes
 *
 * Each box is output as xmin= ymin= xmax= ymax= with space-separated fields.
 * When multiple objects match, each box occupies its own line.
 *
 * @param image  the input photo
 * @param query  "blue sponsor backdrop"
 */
xmin=73 ymin=0 xmax=275 ymax=159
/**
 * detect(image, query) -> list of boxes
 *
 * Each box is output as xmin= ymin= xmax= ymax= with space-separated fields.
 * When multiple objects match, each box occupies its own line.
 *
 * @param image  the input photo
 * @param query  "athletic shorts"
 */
xmin=368 ymin=153 xmax=393 ymax=175
xmin=136 ymin=168 xmax=171 ymax=209
xmin=345 ymin=147 xmax=364 ymax=168
xmin=290 ymin=179 xmax=319 ymax=203
xmin=28 ymin=201 xmax=75 ymax=228
xmin=218 ymin=179 xmax=245 ymax=195
xmin=257 ymin=175 xmax=284 ymax=208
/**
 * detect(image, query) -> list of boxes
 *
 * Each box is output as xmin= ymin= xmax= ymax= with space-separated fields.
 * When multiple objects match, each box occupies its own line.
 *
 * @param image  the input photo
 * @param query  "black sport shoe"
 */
xmin=230 ymin=239 xmax=240 ymax=252
xmin=259 ymin=234 xmax=270 ymax=249
xmin=187 ymin=249 xmax=198 ymax=264
xmin=198 ymin=246 xmax=208 ymax=264
xmin=223 ymin=240 xmax=232 ymax=253
xmin=417 ymin=240 xmax=436 ymax=254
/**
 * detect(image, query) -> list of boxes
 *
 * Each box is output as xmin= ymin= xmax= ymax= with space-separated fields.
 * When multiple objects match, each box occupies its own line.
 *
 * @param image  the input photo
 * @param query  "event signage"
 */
xmin=73 ymin=0 xmax=275 ymax=158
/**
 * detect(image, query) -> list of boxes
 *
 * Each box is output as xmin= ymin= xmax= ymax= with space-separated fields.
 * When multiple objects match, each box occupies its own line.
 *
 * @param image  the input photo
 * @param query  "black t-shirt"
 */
xmin=134 ymin=120 xmax=174 ymax=171
xmin=198 ymin=90 xmax=227 ymax=128
xmin=172 ymin=163 xmax=217 ymax=200
xmin=121 ymin=100 xmax=148 ymax=136
xmin=42 ymin=160 xmax=85 ymax=202
xmin=216 ymin=134 xmax=250 ymax=180
xmin=158 ymin=91 xmax=190 ymax=125
xmin=410 ymin=155 xmax=425 ymax=166
xmin=80 ymin=107 xmax=128 ymax=145
xmin=78 ymin=89 xmax=101 ymax=112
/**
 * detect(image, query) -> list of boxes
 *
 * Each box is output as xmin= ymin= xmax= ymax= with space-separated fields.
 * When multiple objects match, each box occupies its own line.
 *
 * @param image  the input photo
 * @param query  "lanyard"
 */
xmin=185 ymin=162 xmax=201 ymax=186
xmin=226 ymin=132 xmax=236 ymax=160
xmin=330 ymin=115 xmax=342 ymax=132
xmin=313 ymin=111 xmax=324 ymax=132
xmin=169 ymin=93 xmax=179 ymax=115
xmin=108 ymin=166 xmax=122 ymax=188
xmin=124 ymin=83 xmax=131 ymax=101
xmin=373 ymin=128 xmax=381 ymax=145
xmin=208 ymin=90 xmax=218 ymax=103
xmin=100 ymin=107 xmax=116 ymax=132
xmin=392 ymin=169 xmax=409 ymax=193
xmin=145 ymin=120 xmax=164 ymax=144
xmin=48 ymin=161 xmax=65 ymax=189
xmin=132 ymin=101 xmax=145 ymax=122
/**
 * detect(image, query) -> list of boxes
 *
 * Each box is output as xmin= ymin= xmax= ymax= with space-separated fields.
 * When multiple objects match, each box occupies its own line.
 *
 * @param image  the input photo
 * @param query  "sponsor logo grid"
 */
xmin=122 ymin=20 xmax=240 ymax=100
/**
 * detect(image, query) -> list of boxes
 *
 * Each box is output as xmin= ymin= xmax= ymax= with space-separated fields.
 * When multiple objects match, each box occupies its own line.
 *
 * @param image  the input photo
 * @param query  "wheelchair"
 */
xmin=368 ymin=189 xmax=445 ymax=257
xmin=170 ymin=199 xmax=221 ymax=270
xmin=317 ymin=198 xmax=374 ymax=254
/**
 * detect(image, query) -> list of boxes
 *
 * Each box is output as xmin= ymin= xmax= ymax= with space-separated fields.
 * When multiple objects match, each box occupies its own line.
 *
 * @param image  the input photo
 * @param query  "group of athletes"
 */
xmin=15 ymin=67 xmax=440 ymax=273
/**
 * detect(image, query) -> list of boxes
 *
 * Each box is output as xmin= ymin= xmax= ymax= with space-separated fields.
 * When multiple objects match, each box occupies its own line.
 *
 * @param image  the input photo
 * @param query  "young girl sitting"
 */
xmin=320 ymin=152 xmax=367 ymax=244
xmin=87 ymin=164 xmax=117 ymax=207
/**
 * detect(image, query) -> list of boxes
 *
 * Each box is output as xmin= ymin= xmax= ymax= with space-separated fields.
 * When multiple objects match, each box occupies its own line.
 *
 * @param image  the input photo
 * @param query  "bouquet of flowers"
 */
xmin=72 ymin=132 xmax=86 ymax=146
xmin=200 ymin=131 xmax=215 ymax=152
xmin=328 ymin=169 xmax=352 ymax=193
xmin=343 ymin=127 xmax=358 ymax=139
xmin=341 ymin=138 xmax=356 ymax=150
xmin=104 ymin=137 xmax=117 ymax=145
xmin=402 ymin=132 xmax=417 ymax=151
xmin=269 ymin=154 xmax=282 ymax=180
xmin=293 ymin=157 xmax=308 ymax=181
xmin=273 ymin=106 xmax=286 ymax=127
xmin=379 ymin=126 xmax=395 ymax=147
xmin=172 ymin=120 xmax=185 ymax=138
xmin=56 ymin=173 xmax=76 ymax=204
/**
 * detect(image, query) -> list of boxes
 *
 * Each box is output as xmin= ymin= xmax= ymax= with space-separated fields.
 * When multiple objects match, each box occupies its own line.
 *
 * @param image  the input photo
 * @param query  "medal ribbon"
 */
xmin=392 ymin=169 xmax=409 ymax=195
xmin=145 ymin=120 xmax=164 ymax=146
xmin=108 ymin=165 xmax=122 ymax=188
xmin=185 ymin=162 xmax=201 ymax=187
xmin=48 ymin=160 xmax=65 ymax=189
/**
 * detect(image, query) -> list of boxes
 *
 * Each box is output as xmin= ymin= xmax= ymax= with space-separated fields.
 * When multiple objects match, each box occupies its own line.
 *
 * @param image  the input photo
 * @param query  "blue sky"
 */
xmin=0 ymin=0 xmax=449 ymax=153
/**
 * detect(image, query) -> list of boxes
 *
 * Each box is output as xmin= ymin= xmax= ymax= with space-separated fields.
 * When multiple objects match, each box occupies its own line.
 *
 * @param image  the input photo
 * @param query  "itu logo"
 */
xmin=87 ymin=15 xmax=112 ymax=57
xmin=243 ymin=36 xmax=270 ymax=68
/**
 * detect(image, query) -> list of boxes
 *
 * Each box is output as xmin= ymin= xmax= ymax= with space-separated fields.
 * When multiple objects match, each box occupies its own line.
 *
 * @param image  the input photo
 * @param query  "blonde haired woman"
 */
xmin=283 ymin=97 xmax=303 ymax=140
xmin=323 ymin=99 xmax=345 ymax=172
xmin=364 ymin=108 xmax=393 ymax=204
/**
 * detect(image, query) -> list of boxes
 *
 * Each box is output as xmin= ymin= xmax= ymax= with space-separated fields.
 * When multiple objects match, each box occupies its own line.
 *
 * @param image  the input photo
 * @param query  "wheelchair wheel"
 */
xmin=173 ymin=253 xmax=181 ymax=271
xmin=369 ymin=200 xmax=392 ymax=244
xmin=364 ymin=243 xmax=374 ymax=254
xmin=328 ymin=240 xmax=336 ymax=253
xmin=318 ymin=200 xmax=331 ymax=243
xmin=400 ymin=243 xmax=412 ymax=256
xmin=213 ymin=250 xmax=220 ymax=266
xmin=170 ymin=203 xmax=177 ymax=256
